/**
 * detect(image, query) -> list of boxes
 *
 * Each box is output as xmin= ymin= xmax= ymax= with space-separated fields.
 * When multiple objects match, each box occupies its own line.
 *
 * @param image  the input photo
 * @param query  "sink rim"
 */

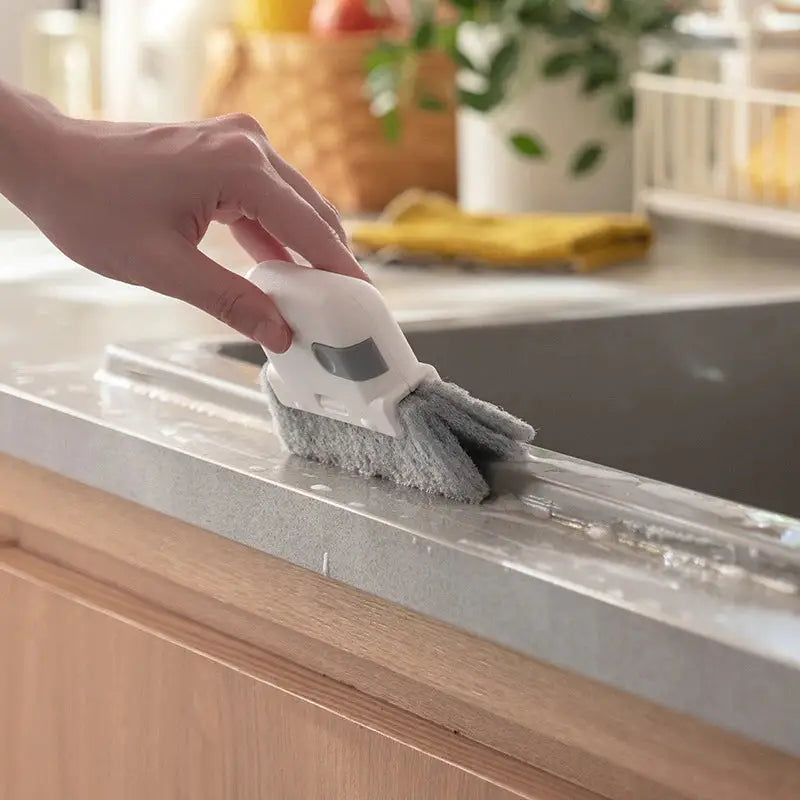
xmin=97 ymin=332 xmax=800 ymax=576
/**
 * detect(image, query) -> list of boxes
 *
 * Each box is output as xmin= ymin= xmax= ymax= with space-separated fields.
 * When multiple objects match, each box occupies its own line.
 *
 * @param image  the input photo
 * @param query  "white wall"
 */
xmin=0 ymin=0 xmax=66 ymax=85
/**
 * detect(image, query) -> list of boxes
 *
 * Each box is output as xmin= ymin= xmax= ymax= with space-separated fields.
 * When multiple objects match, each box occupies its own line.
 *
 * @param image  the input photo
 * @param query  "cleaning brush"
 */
xmin=248 ymin=262 xmax=534 ymax=503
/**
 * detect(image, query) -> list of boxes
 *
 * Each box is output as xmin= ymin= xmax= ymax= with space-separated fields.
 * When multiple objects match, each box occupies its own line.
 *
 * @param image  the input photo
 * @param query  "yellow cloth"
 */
xmin=351 ymin=191 xmax=653 ymax=272
xmin=234 ymin=0 xmax=314 ymax=32
xmin=746 ymin=107 xmax=800 ymax=205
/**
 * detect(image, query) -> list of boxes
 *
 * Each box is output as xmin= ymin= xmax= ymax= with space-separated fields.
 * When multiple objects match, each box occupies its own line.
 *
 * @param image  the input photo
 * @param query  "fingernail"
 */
xmin=255 ymin=319 xmax=291 ymax=354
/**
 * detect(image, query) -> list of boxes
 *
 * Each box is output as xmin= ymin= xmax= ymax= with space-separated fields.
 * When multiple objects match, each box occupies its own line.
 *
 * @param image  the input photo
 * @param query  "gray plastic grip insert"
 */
xmin=311 ymin=338 xmax=389 ymax=382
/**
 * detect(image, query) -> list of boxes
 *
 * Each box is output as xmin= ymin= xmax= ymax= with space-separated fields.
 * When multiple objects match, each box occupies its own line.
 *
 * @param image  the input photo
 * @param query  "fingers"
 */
xmin=266 ymin=149 xmax=348 ymax=244
xmin=229 ymin=216 xmax=294 ymax=264
xmin=160 ymin=239 xmax=292 ymax=353
xmin=215 ymin=112 xmax=370 ymax=282
xmin=218 ymin=112 xmax=349 ymax=246
xmin=253 ymin=176 xmax=371 ymax=282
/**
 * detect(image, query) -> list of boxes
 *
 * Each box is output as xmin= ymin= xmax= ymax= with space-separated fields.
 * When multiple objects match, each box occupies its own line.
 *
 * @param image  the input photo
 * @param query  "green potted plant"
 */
xmin=366 ymin=0 xmax=683 ymax=213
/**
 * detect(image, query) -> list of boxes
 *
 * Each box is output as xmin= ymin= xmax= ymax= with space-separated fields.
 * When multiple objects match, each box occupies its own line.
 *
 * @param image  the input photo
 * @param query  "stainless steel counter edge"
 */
xmin=2 ymin=385 xmax=799 ymax=757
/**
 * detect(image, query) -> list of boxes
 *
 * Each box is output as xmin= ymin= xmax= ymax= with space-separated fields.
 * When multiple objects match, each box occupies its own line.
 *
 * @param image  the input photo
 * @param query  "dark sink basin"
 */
xmin=98 ymin=291 xmax=800 ymax=518
xmin=215 ymin=300 xmax=800 ymax=518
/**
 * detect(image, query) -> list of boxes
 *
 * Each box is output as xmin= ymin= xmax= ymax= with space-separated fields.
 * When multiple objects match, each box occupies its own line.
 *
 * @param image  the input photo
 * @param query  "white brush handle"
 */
xmin=246 ymin=261 xmax=438 ymax=437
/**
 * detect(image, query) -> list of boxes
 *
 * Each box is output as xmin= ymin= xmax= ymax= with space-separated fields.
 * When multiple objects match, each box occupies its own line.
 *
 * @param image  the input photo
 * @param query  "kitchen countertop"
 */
xmin=2 ymin=202 xmax=800 ymax=757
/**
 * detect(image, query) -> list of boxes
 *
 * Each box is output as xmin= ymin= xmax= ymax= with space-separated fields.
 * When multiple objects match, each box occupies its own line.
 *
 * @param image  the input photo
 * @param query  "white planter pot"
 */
xmin=457 ymin=28 xmax=635 ymax=214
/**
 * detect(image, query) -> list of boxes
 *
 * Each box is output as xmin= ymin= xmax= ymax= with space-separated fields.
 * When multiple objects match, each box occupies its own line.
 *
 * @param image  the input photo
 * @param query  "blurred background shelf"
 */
xmin=635 ymin=0 xmax=800 ymax=239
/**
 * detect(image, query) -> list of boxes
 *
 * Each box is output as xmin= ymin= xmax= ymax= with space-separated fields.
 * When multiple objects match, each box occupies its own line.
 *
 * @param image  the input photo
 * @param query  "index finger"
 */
xmin=267 ymin=148 xmax=349 ymax=245
xmin=252 ymin=173 xmax=371 ymax=283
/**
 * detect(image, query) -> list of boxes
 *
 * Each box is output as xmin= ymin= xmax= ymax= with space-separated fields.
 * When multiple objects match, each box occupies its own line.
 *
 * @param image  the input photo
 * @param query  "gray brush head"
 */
xmin=260 ymin=368 xmax=535 ymax=503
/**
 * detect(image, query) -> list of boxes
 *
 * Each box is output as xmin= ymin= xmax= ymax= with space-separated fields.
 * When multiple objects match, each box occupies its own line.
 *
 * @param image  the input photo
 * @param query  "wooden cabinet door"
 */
xmin=0 ymin=550 xmax=571 ymax=800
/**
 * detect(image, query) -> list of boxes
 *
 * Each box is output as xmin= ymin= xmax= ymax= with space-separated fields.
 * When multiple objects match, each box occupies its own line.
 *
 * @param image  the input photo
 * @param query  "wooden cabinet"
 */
xmin=1 ymin=453 xmax=799 ymax=800
xmin=0 ymin=553 xmax=528 ymax=800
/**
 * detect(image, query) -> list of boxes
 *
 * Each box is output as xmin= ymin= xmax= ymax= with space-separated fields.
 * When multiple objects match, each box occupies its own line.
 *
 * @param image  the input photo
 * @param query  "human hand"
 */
xmin=5 ymin=99 xmax=366 ymax=353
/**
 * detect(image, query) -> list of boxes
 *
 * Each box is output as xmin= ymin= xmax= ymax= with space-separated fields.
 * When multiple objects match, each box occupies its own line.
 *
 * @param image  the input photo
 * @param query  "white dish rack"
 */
xmin=633 ymin=71 xmax=800 ymax=237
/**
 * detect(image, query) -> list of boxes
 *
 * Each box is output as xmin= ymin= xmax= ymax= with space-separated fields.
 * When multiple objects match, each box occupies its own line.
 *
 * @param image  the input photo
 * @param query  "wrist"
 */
xmin=0 ymin=82 xmax=63 ymax=215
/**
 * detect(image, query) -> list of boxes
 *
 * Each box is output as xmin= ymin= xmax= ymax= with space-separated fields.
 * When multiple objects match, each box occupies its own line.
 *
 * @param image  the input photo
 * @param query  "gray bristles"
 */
xmin=261 ymin=368 xmax=535 ymax=503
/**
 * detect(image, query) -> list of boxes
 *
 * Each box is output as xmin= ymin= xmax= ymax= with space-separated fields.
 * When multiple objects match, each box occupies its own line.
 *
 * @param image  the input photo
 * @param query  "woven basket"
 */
xmin=202 ymin=28 xmax=457 ymax=213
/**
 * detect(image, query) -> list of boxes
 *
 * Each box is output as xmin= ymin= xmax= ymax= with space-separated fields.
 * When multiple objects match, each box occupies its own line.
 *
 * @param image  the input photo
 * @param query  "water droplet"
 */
xmin=752 ymin=575 xmax=797 ymax=594
xmin=519 ymin=494 xmax=555 ymax=519
xmin=715 ymin=564 xmax=745 ymax=578
xmin=781 ymin=529 xmax=800 ymax=548
xmin=310 ymin=484 xmax=331 ymax=492
xmin=586 ymin=523 xmax=609 ymax=540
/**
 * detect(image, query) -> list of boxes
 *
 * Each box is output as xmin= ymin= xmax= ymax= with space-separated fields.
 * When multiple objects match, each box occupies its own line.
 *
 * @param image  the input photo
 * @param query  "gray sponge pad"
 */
xmin=261 ymin=368 xmax=535 ymax=503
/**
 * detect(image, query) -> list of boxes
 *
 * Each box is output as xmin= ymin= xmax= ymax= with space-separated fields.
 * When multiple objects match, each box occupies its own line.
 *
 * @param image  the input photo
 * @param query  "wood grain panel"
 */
xmin=0 ymin=549 xmax=600 ymax=800
xmin=2 ymin=453 xmax=799 ymax=800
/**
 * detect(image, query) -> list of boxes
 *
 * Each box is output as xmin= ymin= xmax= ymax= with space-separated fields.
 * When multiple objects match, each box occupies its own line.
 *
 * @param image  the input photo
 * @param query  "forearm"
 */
xmin=0 ymin=80 xmax=59 ymax=213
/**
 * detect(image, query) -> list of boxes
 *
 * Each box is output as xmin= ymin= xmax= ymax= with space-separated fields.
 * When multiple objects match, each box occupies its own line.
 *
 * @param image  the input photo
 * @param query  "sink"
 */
xmin=101 ymin=297 xmax=800 ymax=518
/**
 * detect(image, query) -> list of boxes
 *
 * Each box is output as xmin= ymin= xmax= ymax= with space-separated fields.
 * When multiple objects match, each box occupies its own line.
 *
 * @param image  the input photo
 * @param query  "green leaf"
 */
xmin=541 ymin=50 xmax=579 ymax=79
xmin=571 ymin=142 xmax=604 ymax=176
xmin=549 ymin=9 xmax=597 ymax=38
xmin=459 ymin=86 xmax=503 ymax=113
xmin=412 ymin=15 xmax=435 ymax=51
xmin=582 ymin=70 xmax=607 ymax=94
xmin=382 ymin=107 xmax=401 ymax=142
xmin=607 ymin=0 xmax=633 ymax=27
xmin=435 ymin=23 xmax=458 ymax=54
xmin=586 ymin=39 xmax=619 ymax=68
xmin=453 ymin=46 xmax=478 ymax=72
xmin=366 ymin=63 xmax=398 ymax=96
xmin=517 ymin=0 xmax=550 ymax=25
xmin=365 ymin=42 xmax=402 ymax=73
xmin=417 ymin=93 xmax=446 ymax=111
xmin=459 ymin=38 xmax=520 ymax=113
xmin=581 ymin=40 xmax=619 ymax=94
xmin=640 ymin=7 xmax=678 ymax=33
xmin=652 ymin=56 xmax=676 ymax=76
xmin=509 ymin=133 xmax=546 ymax=158
xmin=614 ymin=91 xmax=635 ymax=124
xmin=488 ymin=39 xmax=520 ymax=85
xmin=366 ymin=56 xmax=401 ymax=141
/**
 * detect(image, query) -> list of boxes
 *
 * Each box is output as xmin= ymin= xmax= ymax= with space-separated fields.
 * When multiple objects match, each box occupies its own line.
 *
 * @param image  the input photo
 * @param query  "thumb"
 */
xmin=160 ymin=241 xmax=292 ymax=353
